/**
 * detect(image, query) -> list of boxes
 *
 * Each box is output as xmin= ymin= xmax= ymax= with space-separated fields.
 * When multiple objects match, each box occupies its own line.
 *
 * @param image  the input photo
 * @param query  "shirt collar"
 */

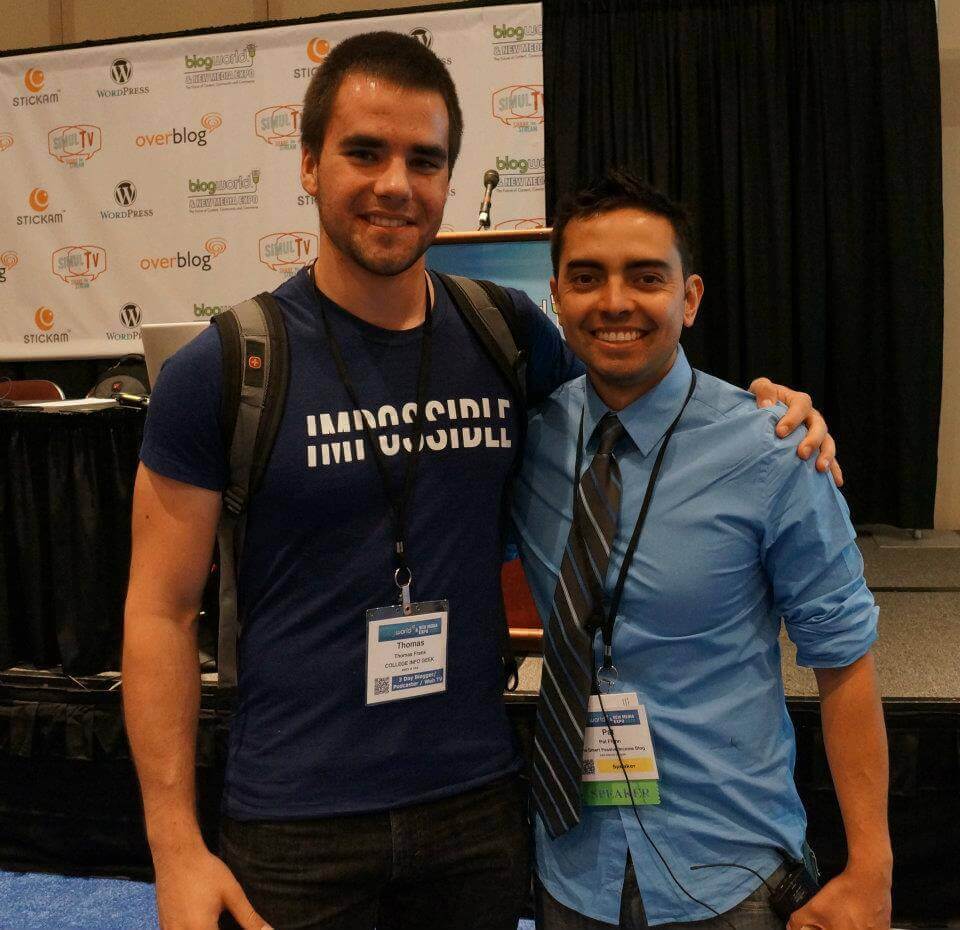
xmin=582 ymin=347 xmax=694 ymax=457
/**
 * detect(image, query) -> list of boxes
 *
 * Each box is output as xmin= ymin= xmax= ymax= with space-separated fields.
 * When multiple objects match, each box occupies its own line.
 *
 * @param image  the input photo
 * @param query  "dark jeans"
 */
xmin=218 ymin=773 xmax=530 ymax=930
xmin=535 ymin=859 xmax=786 ymax=930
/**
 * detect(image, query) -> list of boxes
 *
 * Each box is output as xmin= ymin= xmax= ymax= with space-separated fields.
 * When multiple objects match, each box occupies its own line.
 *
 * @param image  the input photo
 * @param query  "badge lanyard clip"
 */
xmin=395 ymin=541 xmax=413 ymax=614
xmin=597 ymin=645 xmax=618 ymax=692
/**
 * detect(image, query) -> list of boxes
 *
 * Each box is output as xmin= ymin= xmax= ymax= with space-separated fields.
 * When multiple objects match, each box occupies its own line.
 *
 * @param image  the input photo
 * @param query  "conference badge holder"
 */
xmin=365 ymin=571 xmax=449 ymax=706
xmin=581 ymin=691 xmax=661 ymax=806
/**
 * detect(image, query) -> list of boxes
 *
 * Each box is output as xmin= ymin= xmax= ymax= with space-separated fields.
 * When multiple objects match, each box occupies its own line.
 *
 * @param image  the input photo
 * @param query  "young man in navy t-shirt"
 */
xmin=123 ymin=31 xmax=838 ymax=930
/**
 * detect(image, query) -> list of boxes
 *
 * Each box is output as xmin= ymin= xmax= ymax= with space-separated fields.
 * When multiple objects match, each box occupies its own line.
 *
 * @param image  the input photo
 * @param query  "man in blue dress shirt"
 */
xmin=512 ymin=171 xmax=891 ymax=930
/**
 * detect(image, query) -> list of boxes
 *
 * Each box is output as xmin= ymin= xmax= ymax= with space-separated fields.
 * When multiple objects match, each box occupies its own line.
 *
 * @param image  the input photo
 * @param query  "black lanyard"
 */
xmin=313 ymin=277 xmax=432 ymax=600
xmin=573 ymin=370 xmax=698 ymax=686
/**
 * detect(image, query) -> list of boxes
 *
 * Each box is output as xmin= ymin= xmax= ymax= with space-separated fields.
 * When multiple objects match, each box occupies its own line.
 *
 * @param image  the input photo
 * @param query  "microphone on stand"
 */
xmin=477 ymin=169 xmax=500 ymax=230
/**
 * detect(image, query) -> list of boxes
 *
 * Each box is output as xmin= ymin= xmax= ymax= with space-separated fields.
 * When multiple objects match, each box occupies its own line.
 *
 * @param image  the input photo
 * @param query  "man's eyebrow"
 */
xmin=338 ymin=134 xmax=447 ymax=162
xmin=563 ymin=259 xmax=672 ymax=273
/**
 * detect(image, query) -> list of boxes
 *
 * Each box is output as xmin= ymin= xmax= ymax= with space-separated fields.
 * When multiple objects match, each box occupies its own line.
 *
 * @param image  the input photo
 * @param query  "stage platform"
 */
xmin=1 ymin=530 xmax=958 ymax=923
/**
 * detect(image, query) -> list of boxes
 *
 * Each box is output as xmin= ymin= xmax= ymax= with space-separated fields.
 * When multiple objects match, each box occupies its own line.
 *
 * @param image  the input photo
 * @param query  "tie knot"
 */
xmin=595 ymin=413 xmax=624 ymax=455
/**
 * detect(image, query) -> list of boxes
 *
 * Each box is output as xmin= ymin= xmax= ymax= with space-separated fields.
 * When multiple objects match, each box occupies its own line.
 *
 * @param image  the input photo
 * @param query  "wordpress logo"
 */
xmin=119 ymin=303 xmax=142 ymax=328
xmin=114 ymin=180 xmax=137 ymax=206
xmin=410 ymin=28 xmax=433 ymax=48
xmin=111 ymin=58 xmax=132 ymax=85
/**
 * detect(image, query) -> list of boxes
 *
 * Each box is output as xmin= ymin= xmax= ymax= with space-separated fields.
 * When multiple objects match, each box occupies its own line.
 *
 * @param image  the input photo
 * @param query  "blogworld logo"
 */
xmin=255 ymin=105 xmax=301 ymax=150
xmin=48 ymin=124 xmax=102 ymax=167
xmin=187 ymin=169 xmax=261 ymax=214
xmin=97 ymin=57 xmax=150 ymax=99
xmin=495 ymin=155 xmax=545 ymax=190
xmin=185 ymin=43 xmax=256 ymax=88
xmin=491 ymin=22 xmax=543 ymax=60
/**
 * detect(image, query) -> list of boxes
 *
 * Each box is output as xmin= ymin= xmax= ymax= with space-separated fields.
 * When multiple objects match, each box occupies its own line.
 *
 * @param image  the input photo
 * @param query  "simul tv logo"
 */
xmin=0 ymin=251 xmax=19 ymax=284
xmin=259 ymin=232 xmax=318 ymax=276
xmin=26 ymin=306 xmax=70 ymax=345
xmin=17 ymin=188 xmax=66 ymax=226
xmin=0 ymin=133 xmax=14 ymax=153
xmin=255 ymin=105 xmax=302 ymax=150
xmin=13 ymin=68 xmax=60 ymax=107
xmin=184 ymin=43 xmax=256 ymax=88
xmin=51 ymin=245 xmax=108 ymax=288
xmin=294 ymin=37 xmax=330 ymax=79
xmin=97 ymin=57 xmax=150 ymax=98
xmin=495 ymin=218 xmax=545 ymax=230
xmin=48 ymin=125 xmax=102 ymax=167
xmin=136 ymin=113 xmax=221 ymax=149
xmin=139 ymin=237 xmax=227 ymax=273
xmin=492 ymin=85 xmax=544 ymax=133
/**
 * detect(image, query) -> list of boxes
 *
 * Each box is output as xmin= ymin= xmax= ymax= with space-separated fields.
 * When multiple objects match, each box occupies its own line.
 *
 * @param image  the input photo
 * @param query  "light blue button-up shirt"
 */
xmin=512 ymin=348 xmax=878 ymax=925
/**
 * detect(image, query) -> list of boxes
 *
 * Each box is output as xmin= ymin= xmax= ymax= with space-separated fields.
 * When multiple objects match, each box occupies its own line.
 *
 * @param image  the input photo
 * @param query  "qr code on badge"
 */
xmin=374 ymin=677 xmax=390 ymax=696
xmin=582 ymin=759 xmax=596 ymax=775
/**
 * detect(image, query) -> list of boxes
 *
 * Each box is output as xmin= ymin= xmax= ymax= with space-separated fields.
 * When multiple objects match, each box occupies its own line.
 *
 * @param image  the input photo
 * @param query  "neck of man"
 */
xmin=313 ymin=239 xmax=431 ymax=331
xmin=589 ymin=348 xmax=679 ymax=412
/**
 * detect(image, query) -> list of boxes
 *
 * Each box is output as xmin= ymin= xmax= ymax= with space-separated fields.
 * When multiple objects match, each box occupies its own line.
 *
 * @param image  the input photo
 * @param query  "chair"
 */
xmin=0 ymin=379 xmax=66 ymax=402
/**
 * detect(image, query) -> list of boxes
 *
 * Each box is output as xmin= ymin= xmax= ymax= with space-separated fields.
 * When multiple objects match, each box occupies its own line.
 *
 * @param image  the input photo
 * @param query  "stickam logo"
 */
xmin=13 ymin=68 xmax=60 ymax=107
xmin=26 ymin=306 xmax=70 ymax=345
xmin=139 ymin=238 xmax=227 ymax=273
xmin=48 ymin=125 xmax=102 ymax=167
xmin=136 ymin=113 xmax=221 ymax=148
xmin=294 ymin=37 xmax=330 ymax=79
xmin=259 ymin=232 xmax=317 ymax=275
xmin=492 ymin=85 xmax=544 ymax=133
xmin=0 ymin=251 xmax=19 ymax=284
xmin=52 ymin=245 xmax=107 ymax=287
xmin=0 ymin=133 xmax=13 ymax=152
xmin=255 ymin=105 xmax=302 ymax=150
xmin=17 ymin=188 xmax=66 ymax=226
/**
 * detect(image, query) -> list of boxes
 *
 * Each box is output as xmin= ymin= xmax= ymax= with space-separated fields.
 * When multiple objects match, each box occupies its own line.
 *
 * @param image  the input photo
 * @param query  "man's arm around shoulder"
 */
xmin=123 ymin=463 xmax=270 ymax=930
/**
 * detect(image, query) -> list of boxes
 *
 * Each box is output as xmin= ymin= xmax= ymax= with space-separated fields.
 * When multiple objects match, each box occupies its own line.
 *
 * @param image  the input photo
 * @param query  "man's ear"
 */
xmin=550 ymin=277 xmax=562 ymax=326
xmin=683 ymin=275 xmax=704 ymax=328
xmin=300 ymin=146 xmax=319 ymax=197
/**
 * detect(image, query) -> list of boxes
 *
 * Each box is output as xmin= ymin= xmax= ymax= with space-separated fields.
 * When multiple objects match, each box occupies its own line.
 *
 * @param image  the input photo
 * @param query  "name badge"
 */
xmin=365 ymin=600 xmax=449 ymax=705
xmin=581 ymin=691 xmax=661 ymax=806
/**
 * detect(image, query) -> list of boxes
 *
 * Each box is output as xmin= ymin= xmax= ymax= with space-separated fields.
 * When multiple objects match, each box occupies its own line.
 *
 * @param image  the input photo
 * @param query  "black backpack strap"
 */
xmin=435 ymin=272 xmax=531 ymax=693
xmin=210 ymin=293 xmax=289 ymax=691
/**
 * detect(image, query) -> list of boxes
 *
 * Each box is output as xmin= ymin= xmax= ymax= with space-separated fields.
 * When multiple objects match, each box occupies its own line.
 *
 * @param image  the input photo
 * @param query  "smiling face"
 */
xmin=551 ymin=207 xmax=704 ymax=410
xmin=300 ymin=71 xmax=450 ymax=280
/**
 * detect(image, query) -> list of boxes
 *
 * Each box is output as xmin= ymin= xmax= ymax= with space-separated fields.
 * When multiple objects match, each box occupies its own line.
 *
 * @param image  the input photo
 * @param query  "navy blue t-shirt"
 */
xmin=140 ymin=266 xmax=577 ymax=819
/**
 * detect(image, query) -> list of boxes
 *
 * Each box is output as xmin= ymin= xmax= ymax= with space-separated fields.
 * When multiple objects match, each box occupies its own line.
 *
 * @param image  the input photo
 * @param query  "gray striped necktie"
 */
xmin=533 ymin=412 xmax=625 ymax=838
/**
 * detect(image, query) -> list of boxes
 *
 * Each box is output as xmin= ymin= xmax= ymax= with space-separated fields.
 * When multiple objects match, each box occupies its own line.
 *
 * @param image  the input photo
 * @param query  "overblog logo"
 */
xmin=0 ymin=133 xmax=13 ymax=152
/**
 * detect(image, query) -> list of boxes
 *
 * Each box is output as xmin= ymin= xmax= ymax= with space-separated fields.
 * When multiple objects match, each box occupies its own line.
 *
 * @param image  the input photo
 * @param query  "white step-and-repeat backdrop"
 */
xmin=0 ymin=3 xmax=544 ymax=359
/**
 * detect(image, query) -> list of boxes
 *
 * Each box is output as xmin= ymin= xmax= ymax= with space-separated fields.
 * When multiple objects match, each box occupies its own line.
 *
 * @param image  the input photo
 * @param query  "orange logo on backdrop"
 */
xmin=205 ymin=237 xmax=227 ymax=257
xmin=24 ymin=69 xmax=44 ymax=93
xmin=306 ymin=38 xmax=330 ymax=63
xmin=35 ymin=307 xmax=54 ymax=331
xmin=1 ymin=252 xmax=19 ymax=269
xmin=51 ymin=245 xmax=107 ymax=285
xmin=28 ymin=188 xmax=48 ymax=212
xmin=201 ymin=112 xmax=223 ymax=132
xmin=259 ymin=232 xmax=318 ymax=272
xmin=0 ymin=133 xmax=14 ymax=153
xmin=255 ymin=105 xmax=302 ymax=147
xmin=48 ymin=125 xmax=102 ymax=165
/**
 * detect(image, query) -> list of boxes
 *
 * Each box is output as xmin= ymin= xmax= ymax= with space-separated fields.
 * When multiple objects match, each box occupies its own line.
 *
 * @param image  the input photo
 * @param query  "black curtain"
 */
xmin=543 ymin=0 xmax=943 ymax=528
xmin=0 ymin=408 xmax=144 ymax=674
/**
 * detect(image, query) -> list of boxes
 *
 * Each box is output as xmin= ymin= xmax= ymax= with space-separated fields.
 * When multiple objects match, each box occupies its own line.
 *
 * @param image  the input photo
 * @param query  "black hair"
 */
xmin=551 ymin=169 xmax=696 ymax=276
xmin=300 ymin=31 xmax=463 ymax=171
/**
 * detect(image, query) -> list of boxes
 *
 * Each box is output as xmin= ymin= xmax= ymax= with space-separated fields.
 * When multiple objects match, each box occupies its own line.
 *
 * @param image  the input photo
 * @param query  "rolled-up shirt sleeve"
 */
xmin=760 ymin=434 xmax=878 ymax=668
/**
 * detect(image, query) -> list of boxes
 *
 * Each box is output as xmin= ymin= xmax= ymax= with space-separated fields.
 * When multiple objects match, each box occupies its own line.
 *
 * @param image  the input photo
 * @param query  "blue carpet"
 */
xmin=0 ymin=871 xmax=537 ymax=930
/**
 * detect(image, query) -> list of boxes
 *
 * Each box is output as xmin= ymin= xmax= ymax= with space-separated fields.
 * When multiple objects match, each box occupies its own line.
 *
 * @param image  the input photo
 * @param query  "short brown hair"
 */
xmin=300 ymin=31 xmax=464 ymax=170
